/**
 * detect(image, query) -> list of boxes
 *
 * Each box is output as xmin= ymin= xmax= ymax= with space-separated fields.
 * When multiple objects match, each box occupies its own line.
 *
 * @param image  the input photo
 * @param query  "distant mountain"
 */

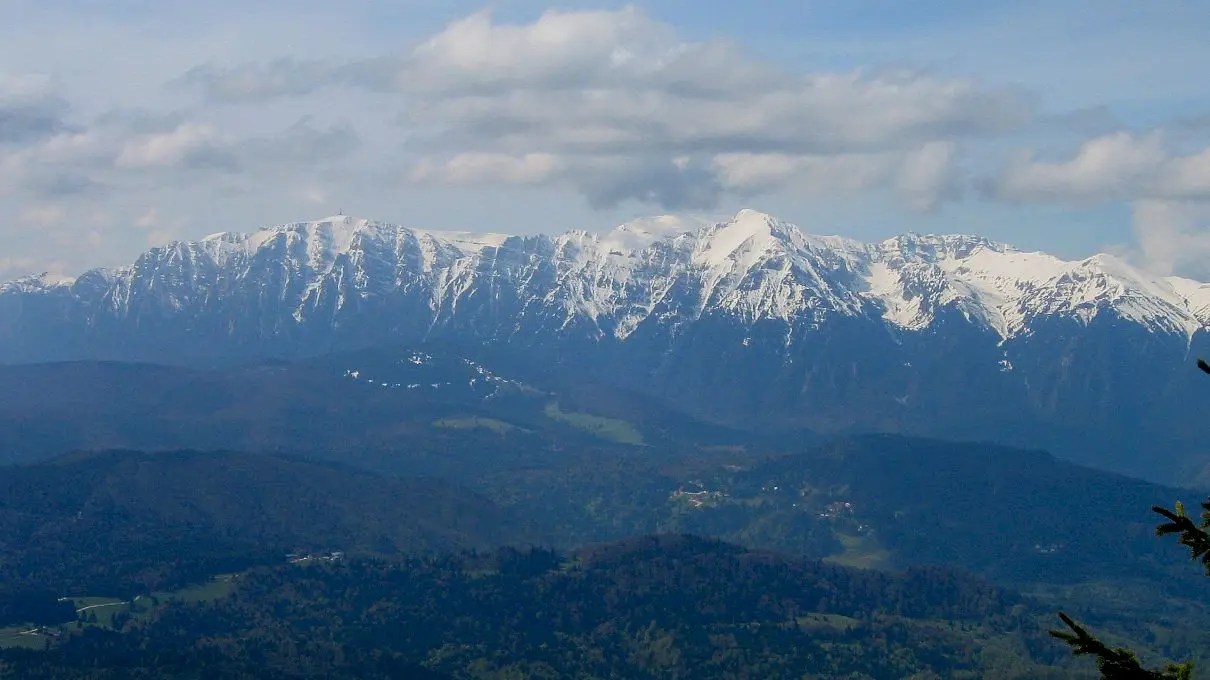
xmin=0 ymin=356 xmax=1193 ymax=591
xmin=3 ymin=210 xmax=1210 ymax=482
xmin=0 ymin=351 xmax=761 ymax=476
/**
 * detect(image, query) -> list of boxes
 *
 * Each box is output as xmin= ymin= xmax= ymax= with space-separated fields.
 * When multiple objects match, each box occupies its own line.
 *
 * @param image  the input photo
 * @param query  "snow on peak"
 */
xmin=411 ymin=228 xmax=510 ymax=255
xmin=600 ymin=214 xmax=715 ymax=253
xmin=866 ymin=236 xmax=1208 ymax=339
xmin=0 ymin=271 xmax=76 ymax=293
xmin=10 ymin=208 xmax=1210 ymax=344
xmin=33 ymin=272 xmax=75 ymax=286
xmin=194 ymin=216 xmax=511 ymax=271
xmin=695 ymin=209 xmax=784 ymax=268
xmin=880 ymin=233 xmax=1009 ymax=262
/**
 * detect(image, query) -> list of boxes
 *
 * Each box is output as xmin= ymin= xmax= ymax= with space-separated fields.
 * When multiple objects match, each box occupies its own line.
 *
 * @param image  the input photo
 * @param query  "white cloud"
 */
xmin=409 ymin=153 xmax=565 ymax=186
xmin=896 ymin=141 xmax=958 ymax=212
xmin=1132 ymin=199 xmax=1210 ymax=277
xmin=3 ymin=2 xmax=1206 ymax=282
xmin=1162 ymin=147 xmax=1210 ymax=197
xmin=997 ymin=131 xmax=1210 ymax=276
xmin=997 ymin=130 xmax=1210 ymax=205
xmin=0 ymin=72 xmax=70 ymax=145
xmin=713 ymin=152 xmax=895 ymax=195
xmin=115 ymin=122 xmax=223 ymax=169
xmin=998 ymin=132 xmax=1169 ymax=203
xmin=135 ymin=207 xmax=160 ymax=228
xmin=712 ymin=141 xmax=957 ymax=212
xmin=399 ymin=7 xmax=679 ymax=94
xmin=18 ymin=204 xmax=65 ymax=227
xmin=0 ymin=129 xmax=106 ymax=198
xmin=183 ymin=7 xmax=1028 ymax=210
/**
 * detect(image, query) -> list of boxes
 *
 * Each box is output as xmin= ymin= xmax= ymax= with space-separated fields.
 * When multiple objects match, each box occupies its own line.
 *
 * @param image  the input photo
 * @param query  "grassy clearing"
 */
xmin=796 ymin=613 xmax=862 ymax=631
xmin=0 ymin=625 xmax=48 ymax=649
xmin=0 ymin=577 xmax=241 ymax=650
xmin=153 ymin=578 xmax=236 ymax=605
xmin=433 ymin=416 xmax=519 ymax=434
xmin=69 ymin=596 xmax=124 ymax=609
xmin=70 ymin=580 xmax=238 ymax=633
xmin=72 ymin=598 xmax=130 ymax=628
xmin=824 ymin=533 xmax=892 ymax=570
xmin=543 ymin=402 xmax=645 ymax=445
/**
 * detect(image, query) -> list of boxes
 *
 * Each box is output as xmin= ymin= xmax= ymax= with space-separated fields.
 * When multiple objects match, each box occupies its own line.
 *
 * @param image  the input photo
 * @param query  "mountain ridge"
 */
xmin=8 ymin=208 xmax=1208 ymax=343
xmin=5 ymin=208 xmax=1210 ymax=482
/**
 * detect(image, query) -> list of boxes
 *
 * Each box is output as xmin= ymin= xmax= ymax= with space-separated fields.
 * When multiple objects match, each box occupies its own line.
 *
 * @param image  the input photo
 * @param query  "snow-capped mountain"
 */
xmin=4 ymin=208 xmax=1210 ymax=483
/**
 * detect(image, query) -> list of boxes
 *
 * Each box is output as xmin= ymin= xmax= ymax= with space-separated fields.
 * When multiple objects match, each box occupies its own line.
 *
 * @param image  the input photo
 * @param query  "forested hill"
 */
xmin=0 ymin=450 xmax=527 ymax=605
xmin=0 ymin=536 xmax=1094 ymax=680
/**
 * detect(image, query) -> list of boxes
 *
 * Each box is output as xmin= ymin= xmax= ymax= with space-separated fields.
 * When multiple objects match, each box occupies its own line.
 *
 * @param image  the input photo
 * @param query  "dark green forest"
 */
xmin=2 ymin=537 xmax=1095 ymax=679
xmin=1 ymin=355 xmax=1207 ymax=678
xmin=0 ymin=441 xmax=1205 ymax=678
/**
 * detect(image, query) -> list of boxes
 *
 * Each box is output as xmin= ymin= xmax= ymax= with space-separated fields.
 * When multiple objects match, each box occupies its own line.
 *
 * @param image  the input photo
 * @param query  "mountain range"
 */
xmin=3 ymin=209 xmax=1209 ymax=483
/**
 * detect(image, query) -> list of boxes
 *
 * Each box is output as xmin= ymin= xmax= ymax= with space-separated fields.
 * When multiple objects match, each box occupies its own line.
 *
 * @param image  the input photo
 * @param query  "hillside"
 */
xmin=0 ymin=440 xmax=1207 ymax=674
xmin=0 ymin=450 xmax=526 ymax=622
xmin=0 ymin=536 xmax=1105 ymax=679
xmin=0 ymin=352 xmax=756 ymax=475
xmin=484 ymin=435 xmax=1209 ymax=592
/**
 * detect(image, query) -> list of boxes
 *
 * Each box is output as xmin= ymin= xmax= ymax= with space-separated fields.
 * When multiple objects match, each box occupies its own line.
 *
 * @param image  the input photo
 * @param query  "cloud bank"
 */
xmin=2 ymin=3 xmax=1210 ymax=280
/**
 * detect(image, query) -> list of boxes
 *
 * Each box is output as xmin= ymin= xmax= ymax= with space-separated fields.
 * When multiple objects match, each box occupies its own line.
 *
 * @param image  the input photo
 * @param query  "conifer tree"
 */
xmin=1048 ymin=359 xmax=1210 ymax=678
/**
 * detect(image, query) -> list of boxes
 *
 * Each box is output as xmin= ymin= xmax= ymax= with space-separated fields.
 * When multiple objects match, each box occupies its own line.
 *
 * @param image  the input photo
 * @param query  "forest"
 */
xmin=2 ymin=536 xmax=1098 ymax=679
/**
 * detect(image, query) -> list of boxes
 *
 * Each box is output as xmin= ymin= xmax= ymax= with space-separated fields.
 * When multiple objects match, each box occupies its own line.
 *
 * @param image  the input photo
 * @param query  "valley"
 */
xmin=0 ymin=358 xmax=1207 ymax=677
xmin=4 ymin=213 xmax=1210 ymax=678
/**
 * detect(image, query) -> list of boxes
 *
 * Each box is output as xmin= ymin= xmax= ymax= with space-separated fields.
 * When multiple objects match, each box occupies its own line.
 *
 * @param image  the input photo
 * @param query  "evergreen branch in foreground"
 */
xmin=1049 ymin=613 xmax=1192 ymax=680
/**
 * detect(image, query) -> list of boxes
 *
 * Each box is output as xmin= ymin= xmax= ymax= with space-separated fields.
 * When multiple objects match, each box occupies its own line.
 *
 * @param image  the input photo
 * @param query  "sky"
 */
xmin=4 ymin=0 xmax=1210 ymax=280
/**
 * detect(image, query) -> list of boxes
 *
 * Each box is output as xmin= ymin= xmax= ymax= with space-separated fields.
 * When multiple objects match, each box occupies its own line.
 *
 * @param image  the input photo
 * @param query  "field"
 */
xmin=0 ymin=625 xmax=48 ymax=650
xmin=432 ymin=416 xmax=520 ymax=434
xmin=0 ymin=579 xmax=239 ymax=649
xmin=824 ymin=532 xmax=892 ymax=570
xmin=544 ymin=402 xmax=645 ymax=445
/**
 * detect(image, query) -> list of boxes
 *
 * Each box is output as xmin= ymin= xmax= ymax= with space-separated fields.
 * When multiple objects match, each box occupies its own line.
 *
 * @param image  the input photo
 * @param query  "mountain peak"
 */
xmin=600 ymin=214 xmax=714 ymax=253
xmin=694 ymin=209 xmax=790 ymax=268
xmin=880 ymin=233 xmax=1009 ymax=261
xmin=0 ymin=271 xmax=76 ymax=294
xmin=732 ymin=208 xmax=776 ymax=222
xmin=313 ymin=214 xmax=358 ymax=225
xmin=4 ymin=210 xmax=1210 ymax=348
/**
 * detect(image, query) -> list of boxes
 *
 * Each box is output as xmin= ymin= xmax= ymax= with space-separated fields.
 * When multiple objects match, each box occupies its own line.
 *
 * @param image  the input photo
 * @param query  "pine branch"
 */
xmin=1153 ymin=501 xmax=1210 ymax=575
xmin=1049 ymin=613 xmax=1191 ymax=679
xmin=1052 ymin=360 xmax=1209 ymax=679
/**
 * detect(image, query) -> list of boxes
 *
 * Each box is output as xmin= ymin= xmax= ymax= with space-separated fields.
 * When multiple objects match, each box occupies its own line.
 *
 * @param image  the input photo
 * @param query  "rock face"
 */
xmin=4 ymin=209 xmax=1210 ymax=483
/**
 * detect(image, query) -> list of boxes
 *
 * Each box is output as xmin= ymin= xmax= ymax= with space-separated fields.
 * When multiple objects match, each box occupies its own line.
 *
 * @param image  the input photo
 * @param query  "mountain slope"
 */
xmin=0 ymin=450 xmax=528 ymax=605
xmin=487 ymin=434 xmax=1207 ymax=590
xmin=4 ymin=210 xmax=1210 ymax=482
xmin=0 ymin=351 xmax=760 ymax=475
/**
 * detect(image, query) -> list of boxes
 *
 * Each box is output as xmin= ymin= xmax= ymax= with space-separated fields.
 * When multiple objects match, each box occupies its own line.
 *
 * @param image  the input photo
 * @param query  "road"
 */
xmin=75 ymin=602 xmax=127 ymax=614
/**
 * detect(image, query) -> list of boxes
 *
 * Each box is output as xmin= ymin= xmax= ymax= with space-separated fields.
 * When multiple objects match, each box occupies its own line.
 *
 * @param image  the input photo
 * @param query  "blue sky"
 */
xmin=3 ymin=0 xmax=1210 ymax=278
